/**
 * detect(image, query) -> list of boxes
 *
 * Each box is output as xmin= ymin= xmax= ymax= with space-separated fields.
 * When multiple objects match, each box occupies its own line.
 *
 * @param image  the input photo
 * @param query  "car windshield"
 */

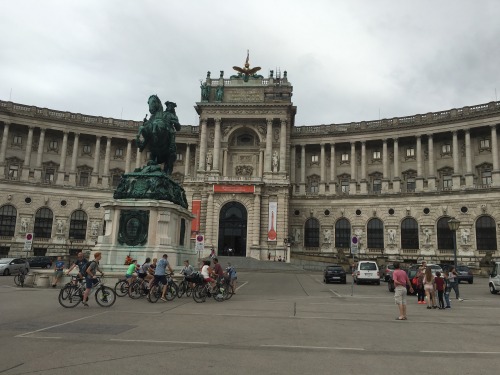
xmin=408 ymin=269 xmax=418 ymax=278
xmin=360 ymin=263 xmax=377 ymax=271
xmin=327 ymin=267 xmax=342 ymax=271
xmin=387 ymin=265 xmax=394 ymax=270
xmin=429 ymin=265 xmax=441 ymax=270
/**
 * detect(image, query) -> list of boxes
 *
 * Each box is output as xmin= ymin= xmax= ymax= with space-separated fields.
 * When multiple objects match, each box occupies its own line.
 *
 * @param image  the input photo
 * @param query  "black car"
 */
xmin=323 ymin=265 xmax=347 ymax=284
xmin=387 ymin=265 xmax=418 ymax=294
xmin=456 ymin=265 xmax=473 ymax=284
xmin=28 ymin=256 xmax=53 ymax=268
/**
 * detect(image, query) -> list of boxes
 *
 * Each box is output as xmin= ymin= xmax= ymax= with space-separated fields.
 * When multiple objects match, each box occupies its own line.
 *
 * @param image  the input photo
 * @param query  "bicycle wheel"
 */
xmin=128 ymin=280 xmax=142 ymax=299
xmin=212 ymin=285 xmax=226 ymax=302
xmin=192 ymin=284 xmax=206 ymax=303
xmin=177 ymin=281 xmax=187 ymax=298
xmin=165 ymin=282 xmax=178 ymax=301
xmin=186 ymin=284 xmax=193 ymax=297
xmin=114 ymin=280 xmax=129 ymax=297
xmin=224 ymin=284 xmax=234 ymax=300
xmin=14 ymin=275 xmax=21 ymax=286
xmin=147 ymin=284 xmax=161 ymax=303
xmin=58 ymin=285 xmax=82 ymax=308
xmin=95 ymin=286 xmax=116 ymax=307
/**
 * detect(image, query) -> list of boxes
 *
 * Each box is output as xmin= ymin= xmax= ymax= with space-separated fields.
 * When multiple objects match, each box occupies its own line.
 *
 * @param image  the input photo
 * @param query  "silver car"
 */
xmin=0 ymin=258 xmax=30 ymax=276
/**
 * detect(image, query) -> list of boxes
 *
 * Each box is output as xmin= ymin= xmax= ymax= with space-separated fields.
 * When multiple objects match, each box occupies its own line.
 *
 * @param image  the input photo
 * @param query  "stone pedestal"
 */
xmin=93 ymin=199 xmax=195 ymax=271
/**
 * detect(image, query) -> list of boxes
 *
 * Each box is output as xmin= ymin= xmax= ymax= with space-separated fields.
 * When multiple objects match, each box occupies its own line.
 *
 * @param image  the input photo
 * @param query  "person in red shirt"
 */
xmin=211 ymin=257 xmax=224 ymax=281
xmin=393 ymin=261 xmax=414 ymax=320
xmin=435 ymin=271 xmax=445 ymax=309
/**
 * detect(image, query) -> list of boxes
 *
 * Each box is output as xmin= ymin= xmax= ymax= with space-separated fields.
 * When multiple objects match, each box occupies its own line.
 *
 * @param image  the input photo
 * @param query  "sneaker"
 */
xmin=458 ymin=298 xmax=464 ymax=302
xmin=82 ymin=301 xmax=89 ymax=307
xmin=445 ymin=306 xmax=451 ymax=309
xmin=422 ymin=301 xmax=427 ymax=304
xmin=160 ymin=297 xmax=167 ymax=302
xmin=418 ymin=301 xmax=422 ymax=304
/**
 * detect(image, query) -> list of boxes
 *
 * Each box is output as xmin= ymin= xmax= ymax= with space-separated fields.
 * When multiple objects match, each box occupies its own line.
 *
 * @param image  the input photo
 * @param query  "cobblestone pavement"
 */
xmin=0 ymin=272 xmax=499 ymax=375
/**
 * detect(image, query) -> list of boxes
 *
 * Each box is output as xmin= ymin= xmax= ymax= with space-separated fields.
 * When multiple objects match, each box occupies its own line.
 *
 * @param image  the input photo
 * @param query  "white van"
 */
xmin=488 ymin=262 xmax=500 ymax=294
xmin=354 ymin=261 xmax=380 ymax=285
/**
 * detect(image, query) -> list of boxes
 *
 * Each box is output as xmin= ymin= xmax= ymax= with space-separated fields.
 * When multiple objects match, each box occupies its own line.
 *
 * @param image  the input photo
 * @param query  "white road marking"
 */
xmin=110 ymin=339 xmax=209 ymax=345
xmin=235 ymin=281 xmax=248 ymax=292
xmin=329 ymin=289 xmax=342 ymax=297
xmin=261 ymin=344 xmax=364 ymax=351
xmin=420 ymin=350 xmax=500 ymax=355
xmin=15 ymin=311 xmax=109 ymax=337
xmin=17 ymin=336 xmax=61 ymax=339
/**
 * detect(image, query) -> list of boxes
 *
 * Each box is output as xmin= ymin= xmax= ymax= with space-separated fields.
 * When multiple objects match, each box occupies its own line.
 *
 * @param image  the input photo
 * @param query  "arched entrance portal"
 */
xmin=218 ymin=201 xmax=247 ymax=257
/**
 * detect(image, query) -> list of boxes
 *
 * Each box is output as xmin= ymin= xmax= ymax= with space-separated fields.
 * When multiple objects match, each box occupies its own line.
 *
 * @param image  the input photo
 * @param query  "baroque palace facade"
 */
xmin=1 ymin=66 xmax=499 ymax=265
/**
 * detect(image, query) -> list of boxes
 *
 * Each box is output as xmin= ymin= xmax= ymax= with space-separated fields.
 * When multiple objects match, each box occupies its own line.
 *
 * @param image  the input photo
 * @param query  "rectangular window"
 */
xmin=8 ymin=165 xmax=19 ymax=179
xmin=406 ymin=178 xmax=415 ymax=192
xmin=115 ymin=148 xmax=124 ymax=157
xmin=44 ymin=169 xmax=55 ymax=183
xmin=373 ymin=179 xmax=381 ymax=192
xmin=443 ymin=176 xmax=453 ymax=189
xmin=406 ymin=148 xmax=415 ymax=157
xmin=341 ymin=181 xmax=350 ymax=193
xmin=82 ymin=145 xmax=91 ymax=154
xmin=310 ymin=182 xmax=319 ymax=193
xmin=0 ymin=247 xmax=10 ymax=257
xmin=480 ymin=139 xmax=490 ymax=149
xmin=112 ymin=174 xmax=121 ymax=188
xmin=48 ymin=140 xmax=58 ymax=151
xmin=373 ymin=151 xmax=381 ymax=160
xmin=482 ymin=171 xmax=492 ymax=185
xmin=341 ymin=153 xmax=349 ymax=162
xmin=176 ymin=153 xmax=183 ymax=161
xmin=442 ymin=144 xmax=451 ymax=154
xmin=311 ymin=155 xmax=319 ymax=163
xmin=78 ymin=172 xmax=90 ymax=187
xmin=12 ymin=135 xmax=22 ymax=145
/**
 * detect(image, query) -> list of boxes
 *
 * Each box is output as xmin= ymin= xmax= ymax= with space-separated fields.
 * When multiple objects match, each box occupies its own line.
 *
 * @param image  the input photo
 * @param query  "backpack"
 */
xmin=84 ymin=260 xmax=96 ymax=275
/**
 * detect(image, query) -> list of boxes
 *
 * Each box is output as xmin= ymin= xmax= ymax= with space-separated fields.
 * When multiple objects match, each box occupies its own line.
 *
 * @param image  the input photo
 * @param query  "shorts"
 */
xmin=154 ymin=275 xmax=167 ymax=285
xmin=125 ymin=273 xmax=137 ymax=279
xmin=394 ymin=286 xmax=407 ymax=305
xmin=424 ymin=284 xmax=434 ymax=292
xmin=204 ymin=277 xmax=214 ymax=283
xmin=138 ymin=273 xmax=147 ymax=279
xmin=85 ymin=277 xmax=99 ymax=289
xmin=54 ymin=270 xmax=64 ymax=278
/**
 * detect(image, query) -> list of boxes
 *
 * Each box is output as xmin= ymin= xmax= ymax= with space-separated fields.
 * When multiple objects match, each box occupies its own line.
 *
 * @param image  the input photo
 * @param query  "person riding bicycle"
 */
xmin=66 ymin=252 xmax=89 ymax=282
xmin=181 ymin=260 xmax=195 ymax=288
xmin=201 ymin=260 xmax=216 ymax=291
xmin=153 ymin=254 xmax=173 ymax=302
xmin=212 ymin=257 xmax=224 ymax=281
xmin=125 ymin=259 xmax=138 ymax=285
xmin=138 ymin=257 xmax=153 ymax=284
xmin=83 ymin=252 xmax=104 ymax=307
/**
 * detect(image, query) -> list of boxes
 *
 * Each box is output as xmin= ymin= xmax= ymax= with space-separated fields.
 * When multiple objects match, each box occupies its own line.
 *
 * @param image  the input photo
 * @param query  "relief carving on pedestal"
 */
xmin=235 ymin=165 xmax=253 ymax=176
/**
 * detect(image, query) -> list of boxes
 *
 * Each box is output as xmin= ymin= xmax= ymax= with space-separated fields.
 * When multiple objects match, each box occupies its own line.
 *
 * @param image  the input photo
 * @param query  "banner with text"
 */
xmin=191 ymin=200 xmax=201 ymax=238
xmin=213 ymin=185 xmax=255 ymax=194
xmin=268 ymin=201 xmax=278 ymax=241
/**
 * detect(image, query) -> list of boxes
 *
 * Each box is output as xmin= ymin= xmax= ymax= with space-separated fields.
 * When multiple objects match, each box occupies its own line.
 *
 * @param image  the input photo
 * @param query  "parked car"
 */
xmin=323 ymin=265 xmax=347 ymax=284
xmin=382 ymin=264 xmax=395 ymax=282
xmin=387 ymin=265 xmax=418 ymax=294
xmin=0 ymin=258 xmax=30 ymax=276
xmin=28 ymin=256 xmax=53 ymax=268
xmin=456 ymin=265 xmax=473 ymax=284
xmin=489 ymin=262 xmax=500 ymax=294
xmin=427 ymin=264 xmax=443 ymax=277
xmin=354 ymin=261 xmax=380 ymax=285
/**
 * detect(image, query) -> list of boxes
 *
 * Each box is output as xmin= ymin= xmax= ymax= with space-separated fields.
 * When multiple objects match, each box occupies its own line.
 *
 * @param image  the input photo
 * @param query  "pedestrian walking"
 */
xmin=435 ymin=271 xmax=445 ymax=309
xmin=423 ymin=267 xmax=437 ymax=309
xmin=226 ymin=262 xmax=237 ymax=292
xmin=444 ymin=269 xmax=452 ymax=308
xmin=392 ymin=261 xmax=414 ymax=320
xmin=416 ymin=261 xmax=426 ymax=304
xmin=447 ymin=266 xmax=464 ymax=301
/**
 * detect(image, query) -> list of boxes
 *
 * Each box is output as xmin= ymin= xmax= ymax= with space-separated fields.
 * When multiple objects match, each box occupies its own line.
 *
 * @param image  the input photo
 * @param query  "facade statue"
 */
xmin=323 ymin=229 xmax=331 ymax=244
xmin=200 ymin=81 xmax=210 ymax=101
xmin=56 ymin=219 xmax=65 ymax=235
xmin=387 ymin=229 xmax=397 ymax=244
xmin=91 ymin=221 xmax=99 ymax=237
xmin=219 ymin=70 xmax=224 ymax=78
xmin=460 ymin=228 xmax=470 ymax=245
xmin=135 ymin=95 xmax=181 ymax=175
xmin=20 ymin=218 xmax=29 ymax=233
xmin=231 ymin=50 xmax=263 ymax=82
xmin=423 ymin=228 xmax=432 ymax=244
xmin=206 ymin=150 xmax=213 ymax=171
xmin=215 ymin=85 xmax=224 ymax=102
xmin=272 ymin=150 xmax=279 ymax=172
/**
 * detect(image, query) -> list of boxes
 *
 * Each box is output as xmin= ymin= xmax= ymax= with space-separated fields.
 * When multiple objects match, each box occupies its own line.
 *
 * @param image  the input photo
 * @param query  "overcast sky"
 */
xmin=1 ymin=1 xmax=499 ymax=126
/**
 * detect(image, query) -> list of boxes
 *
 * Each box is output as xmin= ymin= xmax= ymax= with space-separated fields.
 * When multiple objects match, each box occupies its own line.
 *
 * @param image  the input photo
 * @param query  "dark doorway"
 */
xmin=218 ymin=201 xmax=247 ymax=257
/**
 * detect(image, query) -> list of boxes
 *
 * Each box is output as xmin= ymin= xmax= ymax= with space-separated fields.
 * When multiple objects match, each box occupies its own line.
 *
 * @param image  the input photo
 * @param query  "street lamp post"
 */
xmin=448 ymin=217 xmax=461 ymax=268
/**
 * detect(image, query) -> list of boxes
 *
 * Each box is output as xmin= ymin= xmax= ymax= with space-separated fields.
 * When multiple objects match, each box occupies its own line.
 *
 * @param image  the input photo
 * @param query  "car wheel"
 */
xmin=3 ymin=269 xmax=10 ymax=276
xmin=356 ymin=280 xmax=360 ymax=285
xmin=341 ymin=279 xmax=346 ymax=284
xmin=489 ymin=284 xmax=498 ymax=294
xmin=323 ymin=278 xmax=328 ymax=284
xmin=376 ymin=280 xmax=380 ymax=286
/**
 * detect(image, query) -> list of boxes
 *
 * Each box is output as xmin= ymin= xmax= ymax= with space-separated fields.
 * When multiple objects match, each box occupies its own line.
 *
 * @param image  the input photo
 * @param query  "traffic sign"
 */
xmin=195 ymin=234 xmax=204 ymax=257
xmin=24 ymin=232 xmax=33 ymax=252
xmin=351 ymin=236 xmax=359 ymax=255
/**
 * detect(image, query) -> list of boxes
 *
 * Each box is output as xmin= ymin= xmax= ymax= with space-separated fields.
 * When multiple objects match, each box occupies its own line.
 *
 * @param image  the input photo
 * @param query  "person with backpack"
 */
xmin=82 ymin=252 xmax=104 ymax=307
xmin=66 ymin=252 xmax=89 ymax=281
xmin=226 ymin=262 xmax=237 ymax=292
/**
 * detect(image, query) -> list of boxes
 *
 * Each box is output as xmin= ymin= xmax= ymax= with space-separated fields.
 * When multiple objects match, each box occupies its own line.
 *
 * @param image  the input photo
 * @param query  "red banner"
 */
xmin=191 ymin=200 xmax=201 ymax=238
xmin=213 ymin=185 xmax=255 ymax=193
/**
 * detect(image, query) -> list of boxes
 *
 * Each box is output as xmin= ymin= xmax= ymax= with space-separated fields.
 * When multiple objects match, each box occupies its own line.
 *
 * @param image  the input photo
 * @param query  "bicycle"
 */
xmin=128 ymin=277 xmax=150 ymax=299
xmin=192 ymin=278 xmax=227 ymax=303
xmin=147 ymin=274 xmax=178 ymax=303
xmin=14 ymin=269 xmax=26 ymax=287
xmin=177 ymin=274 xmax=198 ymax=298
xmin=58 ymin=277 xmax=116 ymax=308
xmin=114 ymin=278 xmax=129 ymax=297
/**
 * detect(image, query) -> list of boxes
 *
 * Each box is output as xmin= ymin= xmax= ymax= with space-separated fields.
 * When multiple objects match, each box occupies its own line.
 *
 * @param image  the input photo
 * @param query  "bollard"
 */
xmin=37 ymin=274 xmax=50 ymax=288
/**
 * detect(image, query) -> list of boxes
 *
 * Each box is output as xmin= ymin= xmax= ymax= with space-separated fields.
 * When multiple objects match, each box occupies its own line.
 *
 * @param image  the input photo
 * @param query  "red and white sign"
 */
xmin=213 ymin=185 xmax=255 ymax=193
xmin=191 ymin=200 xmax=201 ymax=238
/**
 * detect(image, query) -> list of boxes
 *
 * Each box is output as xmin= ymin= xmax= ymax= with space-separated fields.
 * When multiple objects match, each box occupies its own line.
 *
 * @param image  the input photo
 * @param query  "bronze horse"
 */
xmin=136 ymin=95 xmax=181 ymax=174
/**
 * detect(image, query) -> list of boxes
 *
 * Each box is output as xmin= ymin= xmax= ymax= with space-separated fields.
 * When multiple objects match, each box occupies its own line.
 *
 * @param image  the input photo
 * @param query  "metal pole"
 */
xmin=452 ymin=229 xmax=458 ymax=268
xmin=351 ymin=252 xmax=354 ymax=296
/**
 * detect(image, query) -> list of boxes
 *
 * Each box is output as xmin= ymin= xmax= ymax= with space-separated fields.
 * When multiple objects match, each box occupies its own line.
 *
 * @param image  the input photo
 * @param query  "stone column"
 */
xmin=0 ymin=123 xmax=9 ymax=166
xmin=259 ymin=150 xmax=264 ymax=177
xmin=319 ymin=143 xmax=326 ymax=194
xmin=253 ymin=193 xmax=261 ymax=245
xmin=21 ymin=126 xmax=34 ymax=181
xmin=349 ymin=142 xmax=357 ymax=194
xmin=264 ymin=119 xmax=273 ymax=173
xmin=91 ymin=136 xmax=101 ymax=187
xmin=452 ymin=131 xmax=461 ymax=190
xmin=360 ymin=141 xmax=367 ymax=194
xmin=464 ymin=130 xmax=474 ymax=187
xmin=279 ymin=119 xmax=287 ymax=173
xmin=393 ymin=138 xmax=400 ymax=192
xmin=222 ymin=149 xmax=228 ymax=176
xmin=330 ymin=143 xmax=336 ymax=194
xmin=198 ymin=119 xmax=207 ymax=171
xmin=33 ymin=127 xmax=46 ymax=181
xmin=427 ymin=134 xmax=436 ymax=191
xmin=69 ymin=133 xmax=80 ymax=184
xmin=135 ymin=147 xmax=142 ymax=170
xmin=213 ymin=118 xmax=221 ymax=172
xmin=300 ymin=144 xmax=306 ymax=194
xmin=56 ymin=131 xmax=69 ymax=185
xmin=491 ymin=125 xmax=500 ymax=186
xmin=102 ymin=137 xmax=112 ymax=188
xmin=290 ymin=146 xmax=296 ymax=184
xmin=184 ymin=143 xmax=191 ymax=176
xmin=125 ymin=139 xmax=132 ymax=173
xmin=382 ymin=139 xmax=389 ymax=192
xmin=206 ymin=192 xmax=214 ymax=247
xmin=415 ymin=136 xmax=424 ymax=192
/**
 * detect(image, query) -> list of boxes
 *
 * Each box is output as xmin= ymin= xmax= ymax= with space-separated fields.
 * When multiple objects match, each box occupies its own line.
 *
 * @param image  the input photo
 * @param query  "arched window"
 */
xmin=401 ymin=218 xmax=419 ymax=249
xmin=437 ymin=217 xmax=453 ymax=249
xmin=335 ymin=218 xmax=351 ymax=248
xmin=304 ymin=218 xmax=320 ymax=247
xmin=34 ymin=208 xmax=53 ymax=239
xmin=69 ymin=210 xmax=88 ymax=240
xmin=0 ymin=205 xmax=17 ymax=237
xmin=367 ymin=218 xmax=384 ymax=249
xmin=476 ymin=215 xmax=497 ymax=251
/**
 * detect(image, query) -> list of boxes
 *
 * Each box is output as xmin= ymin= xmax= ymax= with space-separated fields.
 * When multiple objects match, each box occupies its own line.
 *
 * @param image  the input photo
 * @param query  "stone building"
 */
xmin=0 ymin=63 xmax=499 ymax=266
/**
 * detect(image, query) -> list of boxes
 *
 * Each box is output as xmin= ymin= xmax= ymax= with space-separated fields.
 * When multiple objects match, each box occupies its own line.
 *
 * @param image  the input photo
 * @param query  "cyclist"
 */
xmin=83 ymin=252 xmax=104 ymax=307
xmin=66 ymin=252 xmax=89 ymax=282
xmin=153 ymin=254 xmax=173 ymax=302
xmin=181 ymin=259 xmax=195 ymax=289
xmin=201 ymin=260 xmax=216 ymax=291
xmin=139 ymin=257 xmax=153 ymax=285
xmin=147 ymin=258 xmax=157 ymax=289
xmin=125 ymin=259 xmax=138 ymax=285
xmin=212 ymin=257 xmax=224 ymax=281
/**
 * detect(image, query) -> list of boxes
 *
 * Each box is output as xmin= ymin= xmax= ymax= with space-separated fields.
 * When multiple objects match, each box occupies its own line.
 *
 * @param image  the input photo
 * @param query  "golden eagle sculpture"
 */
xmin=232 ymin=50 xmax=262 ymax=82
